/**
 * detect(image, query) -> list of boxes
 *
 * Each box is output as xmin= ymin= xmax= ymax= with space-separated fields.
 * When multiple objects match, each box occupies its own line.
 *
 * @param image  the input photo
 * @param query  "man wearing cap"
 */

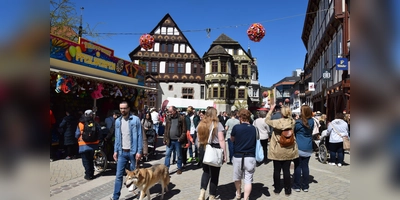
xmin=75 ymin=109 xmax=100 ymax=180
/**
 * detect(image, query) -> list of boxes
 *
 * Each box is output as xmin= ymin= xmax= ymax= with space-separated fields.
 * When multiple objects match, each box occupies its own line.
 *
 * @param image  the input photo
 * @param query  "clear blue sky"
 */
xmin=70 ymin=0 xmax=309 ymax=87
xmin=63 ymin=0 xmax=399 ymax=86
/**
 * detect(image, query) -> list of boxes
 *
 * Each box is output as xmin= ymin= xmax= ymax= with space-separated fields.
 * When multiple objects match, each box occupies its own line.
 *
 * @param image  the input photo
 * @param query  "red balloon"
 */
xmin=139 ymin=34 xmax=155 ymax=50
xmin=262 ymin=91 xmax=269 ymax=97
xmin=247 ymin=23 xmax=266 ymax=42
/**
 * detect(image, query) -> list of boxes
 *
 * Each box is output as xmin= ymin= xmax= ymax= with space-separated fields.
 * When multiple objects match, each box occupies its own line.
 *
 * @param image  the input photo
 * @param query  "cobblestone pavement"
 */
xmin=50 ymin=137 xmax=350 ymax=200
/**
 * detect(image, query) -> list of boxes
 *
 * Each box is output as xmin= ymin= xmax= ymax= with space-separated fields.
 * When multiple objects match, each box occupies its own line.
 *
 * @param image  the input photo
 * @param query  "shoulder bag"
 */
xmin=203 ymin=126 xmax=224 ymax=167
xmin=331 ymin=124 xmax=350 ymax=150
xmin=255 ymin=127 xmax=264 ymax=162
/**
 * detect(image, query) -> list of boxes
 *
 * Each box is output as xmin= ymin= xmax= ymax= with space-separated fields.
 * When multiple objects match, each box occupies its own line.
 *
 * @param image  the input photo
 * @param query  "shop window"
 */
xmin=238 ymin=89 xmax=245 ymax=98
xmin=212 ymin=61 xmax=218 ymax=73
xmin=168 ymin=85 xmax=173 ymax=90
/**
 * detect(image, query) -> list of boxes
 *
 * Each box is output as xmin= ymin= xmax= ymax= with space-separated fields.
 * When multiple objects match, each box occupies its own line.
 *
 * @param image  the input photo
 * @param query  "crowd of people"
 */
xmin=51 ymin=100 xmax=350 ymax=200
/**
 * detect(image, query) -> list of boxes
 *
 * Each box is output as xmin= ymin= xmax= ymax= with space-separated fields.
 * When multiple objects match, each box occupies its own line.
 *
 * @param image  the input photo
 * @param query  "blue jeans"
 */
xmin=227 ymin=138 xmax=234 ymax=162
xmin=80 ymin=149 xmax=94 ymax=179
xmin=153 ymin=123 xmax=159 ymax=135
xmin=329 ymin=142 xmax=344 ymax=164
xmin=112 ymin=151 xmax=137 ymax=200
xmin=165 ymin=140 xmax=182 ymax=169
xmin=293 ymin=156 xmax=311 ymax=190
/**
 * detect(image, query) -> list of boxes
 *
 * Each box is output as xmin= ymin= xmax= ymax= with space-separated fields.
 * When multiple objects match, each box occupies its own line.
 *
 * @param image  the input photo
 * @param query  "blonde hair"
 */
xmin=197 ymin=107 xmax=219 ymax=147
xmin=281 ymin=106 xmax=292 ymax=118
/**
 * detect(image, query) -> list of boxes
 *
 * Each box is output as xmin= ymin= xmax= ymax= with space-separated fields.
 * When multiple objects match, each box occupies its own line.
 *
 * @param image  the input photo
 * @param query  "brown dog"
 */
xmin=124 ymin=164 xmax=170 ymax=200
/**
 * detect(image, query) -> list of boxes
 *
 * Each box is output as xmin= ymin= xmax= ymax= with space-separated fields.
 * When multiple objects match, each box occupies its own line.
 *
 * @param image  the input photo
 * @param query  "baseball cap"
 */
xmin=84 ymin=109 xmax=93 ymax=116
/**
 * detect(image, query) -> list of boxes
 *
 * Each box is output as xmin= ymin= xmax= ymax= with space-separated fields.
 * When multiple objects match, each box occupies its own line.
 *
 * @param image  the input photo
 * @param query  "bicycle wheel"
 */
xmin=318 ymin=144 xmax=328 ymax=163
xmin=94 ymin=150 xmax=108 ymax=173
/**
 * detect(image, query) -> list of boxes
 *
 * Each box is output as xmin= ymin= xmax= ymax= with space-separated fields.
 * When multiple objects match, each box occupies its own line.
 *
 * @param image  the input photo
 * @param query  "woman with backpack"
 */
xmin=265 ymin=105 xmax=298 ymax=196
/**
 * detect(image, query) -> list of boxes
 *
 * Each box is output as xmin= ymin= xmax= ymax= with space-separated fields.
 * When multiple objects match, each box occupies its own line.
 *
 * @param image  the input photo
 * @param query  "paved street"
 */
xmin=50 ymin=137 xmax=350 ymax=200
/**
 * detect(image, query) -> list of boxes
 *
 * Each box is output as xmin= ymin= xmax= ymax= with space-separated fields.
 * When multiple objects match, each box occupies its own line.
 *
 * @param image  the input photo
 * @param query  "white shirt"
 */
xmin=190 ymin=115 xmax=196 ymax=135
xmin=151 ymin=111 xmax=159 ymax=124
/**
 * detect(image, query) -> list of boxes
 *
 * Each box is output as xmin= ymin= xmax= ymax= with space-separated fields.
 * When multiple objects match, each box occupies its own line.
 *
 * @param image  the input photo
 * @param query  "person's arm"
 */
xmin=179 ymin=116 xmax=187 ymax=143
xmin=264 ymin=105 xmax=280 ymax=128
xmin=136 ymin=118 xmax=143 ymax=159
xmin=230 ymin=126 xmax=236 ymax=143
xmin=217 ymin=124 xmax=227 ymax=163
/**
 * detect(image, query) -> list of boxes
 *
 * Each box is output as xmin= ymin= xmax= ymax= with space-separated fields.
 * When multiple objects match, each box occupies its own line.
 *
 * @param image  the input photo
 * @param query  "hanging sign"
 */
xmin=308 ymin=82 xmax=315 ymax=91
xmin=336 ymin=58 xmax=348 ymax=70
xmin=322 ymin=70 xmax=331 ymax=79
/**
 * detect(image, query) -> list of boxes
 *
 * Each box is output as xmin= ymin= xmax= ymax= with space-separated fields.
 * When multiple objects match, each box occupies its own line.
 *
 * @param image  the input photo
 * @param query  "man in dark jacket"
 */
xmin=163 ymin=106 xmax=187 ymax=174
xmin=59 ymin=110 xmax=78 ymax=159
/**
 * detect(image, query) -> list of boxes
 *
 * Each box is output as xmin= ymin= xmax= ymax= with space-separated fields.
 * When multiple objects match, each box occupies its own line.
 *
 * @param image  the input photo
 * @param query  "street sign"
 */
xmin=322 ymin=70 xmax=331 ymax=79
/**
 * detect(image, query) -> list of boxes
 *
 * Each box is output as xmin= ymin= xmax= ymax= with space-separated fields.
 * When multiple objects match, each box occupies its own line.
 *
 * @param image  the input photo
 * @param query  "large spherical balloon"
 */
xmin=139 ymin=34 xmax=155 ymax=50
xmin=247 ymin=23 xmax=266 ymax=42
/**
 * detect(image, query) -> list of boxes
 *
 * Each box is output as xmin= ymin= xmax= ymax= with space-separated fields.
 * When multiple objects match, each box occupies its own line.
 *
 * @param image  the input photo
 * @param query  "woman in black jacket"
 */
xmin=59 ymin=110 xmax=78 ymax=159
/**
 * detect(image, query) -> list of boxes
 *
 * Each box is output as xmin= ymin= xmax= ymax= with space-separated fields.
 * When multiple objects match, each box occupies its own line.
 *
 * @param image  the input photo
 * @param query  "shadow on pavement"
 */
xmin=125 ymin=183 xmax=180 ymax=200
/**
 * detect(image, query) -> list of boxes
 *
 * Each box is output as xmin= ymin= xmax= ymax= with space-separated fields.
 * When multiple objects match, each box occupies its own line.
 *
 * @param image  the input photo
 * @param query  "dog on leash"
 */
xmin=124 ymin=164 xmax=170 ymax=200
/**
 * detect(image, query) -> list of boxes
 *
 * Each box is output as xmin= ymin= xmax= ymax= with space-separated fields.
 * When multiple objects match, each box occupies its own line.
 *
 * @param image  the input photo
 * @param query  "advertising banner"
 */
xmin=50 ymin=34 xmax=145 ymax=85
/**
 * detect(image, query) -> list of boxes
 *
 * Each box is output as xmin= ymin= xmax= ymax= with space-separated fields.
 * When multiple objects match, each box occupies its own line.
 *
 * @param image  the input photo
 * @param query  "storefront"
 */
xmin=50 ymin=34 xmax=156 ymax=123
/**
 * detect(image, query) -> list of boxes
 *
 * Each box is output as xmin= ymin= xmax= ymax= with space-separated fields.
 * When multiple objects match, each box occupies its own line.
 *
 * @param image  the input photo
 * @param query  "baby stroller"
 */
xmin=315 ymin=130 xmax=330 ymax=163
xmin=143 ymin=129 xmax=157 ymax=161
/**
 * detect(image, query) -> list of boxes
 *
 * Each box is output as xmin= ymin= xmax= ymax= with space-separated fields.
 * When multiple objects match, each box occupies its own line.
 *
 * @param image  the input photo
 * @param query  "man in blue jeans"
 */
xmin=110 ymin=101 xmax=143 ymax=200
xmin=163 ymin=106 xmax=187 ymax=174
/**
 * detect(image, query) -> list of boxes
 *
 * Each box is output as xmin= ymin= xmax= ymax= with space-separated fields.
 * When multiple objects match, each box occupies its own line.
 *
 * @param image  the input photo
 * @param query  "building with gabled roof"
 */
xmin=203 ymin=33 xmax=260 ymax=112
xmin=129 ymin=13 xmax=205 ymax=110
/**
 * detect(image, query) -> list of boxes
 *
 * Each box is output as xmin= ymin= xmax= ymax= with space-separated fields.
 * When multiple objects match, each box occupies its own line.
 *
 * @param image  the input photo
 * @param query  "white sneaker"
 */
xmin=128 ymin=184 xmax=135 ymax=192
xmin=328 ymin=162 xmax=336 ymax=166
xmin=337 ymin=163 xmax=342 ymax=167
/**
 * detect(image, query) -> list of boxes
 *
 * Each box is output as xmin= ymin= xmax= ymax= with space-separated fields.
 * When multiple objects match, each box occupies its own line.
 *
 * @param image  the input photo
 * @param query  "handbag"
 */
xmin=331 ymin=124 xmax=350 ymax=150
xmin=203 ymin=126 xmax=224 ymax=167
xmin=255 ymin=127 xmax=264 ymax=162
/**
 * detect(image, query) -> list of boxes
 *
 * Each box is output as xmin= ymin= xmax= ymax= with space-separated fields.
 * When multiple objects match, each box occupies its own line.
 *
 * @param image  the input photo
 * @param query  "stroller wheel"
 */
xmin=318 ymin=144 xmax=328 ymax=163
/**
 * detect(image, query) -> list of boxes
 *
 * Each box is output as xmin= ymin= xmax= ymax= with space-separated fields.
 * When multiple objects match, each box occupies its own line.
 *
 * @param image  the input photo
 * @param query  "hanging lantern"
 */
xmin=247 ymin=23 xmax=265 ymax=42
xmin=262 ymin=91 xmax=269 ymax=98
xmin=139 ymin=34 xmax=155 ymax=50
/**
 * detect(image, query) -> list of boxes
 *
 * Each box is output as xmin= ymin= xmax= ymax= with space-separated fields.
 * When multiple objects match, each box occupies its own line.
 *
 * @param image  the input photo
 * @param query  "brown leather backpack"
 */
xmin=279 ymin=129 xmax=294 ymax=147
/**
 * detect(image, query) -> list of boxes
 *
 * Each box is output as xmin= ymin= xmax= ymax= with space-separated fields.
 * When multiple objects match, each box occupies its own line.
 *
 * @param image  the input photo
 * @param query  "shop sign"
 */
xmin=322 ymin=70 xmax=331 ymax=80
xmin=336 ymin=58 xmax=348 ymax=70
xmin=308 ymin=82 xmax=315 ymax=91
xmin=50 ymin=34 xmax=145 ymax=86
